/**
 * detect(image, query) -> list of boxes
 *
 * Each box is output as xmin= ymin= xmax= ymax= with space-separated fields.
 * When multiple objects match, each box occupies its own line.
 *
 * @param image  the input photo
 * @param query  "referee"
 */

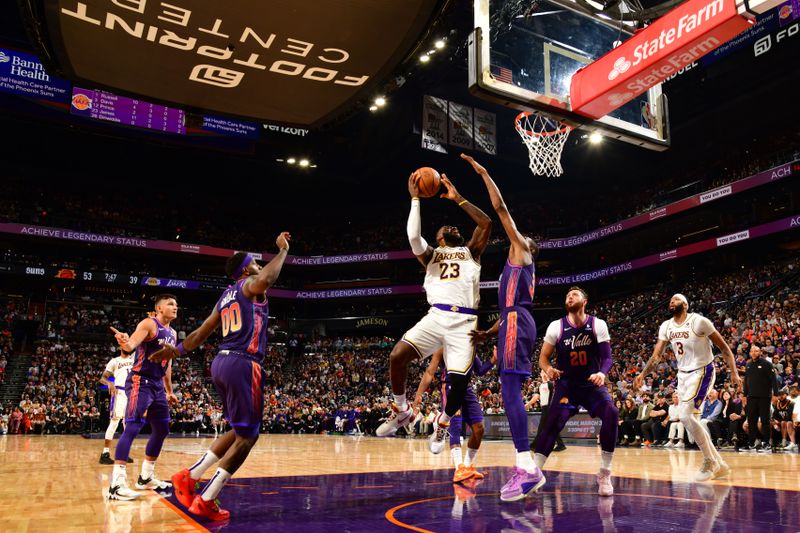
xmin=743 ymin=344 xmax=779 ymax=451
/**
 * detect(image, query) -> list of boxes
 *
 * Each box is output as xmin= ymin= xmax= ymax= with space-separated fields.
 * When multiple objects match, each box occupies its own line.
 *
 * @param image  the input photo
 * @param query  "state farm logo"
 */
xmin=608 ymin=57 xmax=631 ymax=80
xmin=607 ymin=92 xmax=634 ymax=107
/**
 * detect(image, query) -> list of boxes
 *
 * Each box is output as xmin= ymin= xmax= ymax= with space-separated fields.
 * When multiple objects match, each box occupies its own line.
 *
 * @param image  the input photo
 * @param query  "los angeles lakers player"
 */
xmin=98 ymin=347 xmax=134 ymax=464
xmin=377 ymin=170 xmax=491 ymax=455
xmin=635 ymin=294 xmax=742 ymax=481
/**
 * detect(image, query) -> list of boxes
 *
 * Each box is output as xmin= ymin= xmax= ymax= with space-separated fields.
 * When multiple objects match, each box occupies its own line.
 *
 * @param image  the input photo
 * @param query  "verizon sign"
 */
xmin=570 ymin=0 xmax=753 ymax=119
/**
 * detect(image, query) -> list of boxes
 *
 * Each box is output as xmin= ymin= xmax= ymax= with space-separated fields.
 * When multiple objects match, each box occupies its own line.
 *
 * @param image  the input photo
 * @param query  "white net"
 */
xmin=514 ymin=112 xmax=573 ymax=177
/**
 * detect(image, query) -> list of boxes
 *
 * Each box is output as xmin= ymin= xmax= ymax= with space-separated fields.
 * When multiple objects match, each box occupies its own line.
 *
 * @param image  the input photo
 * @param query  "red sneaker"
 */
xmin=171 ymin=469 xmax=198 ymax=508
xmin=188 ymin=495 xmax=230 ymax=521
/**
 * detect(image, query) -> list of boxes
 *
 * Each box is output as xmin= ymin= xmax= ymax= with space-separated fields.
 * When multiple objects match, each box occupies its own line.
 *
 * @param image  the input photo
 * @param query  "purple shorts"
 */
xmin=125 ymin=374 xmax=170 ymax=423
xmin=211 ymin=353 xmax=265 ymax=439
xmin=550 ymin=379 xmax=613 ymax=418
xmin=442 ymin=382 xmax=484 ymax=445
xmin=497 ymin=307 xmax=536 ymax=375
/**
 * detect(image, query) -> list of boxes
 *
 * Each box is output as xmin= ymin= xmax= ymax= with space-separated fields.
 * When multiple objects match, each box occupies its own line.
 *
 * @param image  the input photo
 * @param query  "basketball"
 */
xmin=415 ymin=167 xmax=441 ymax=198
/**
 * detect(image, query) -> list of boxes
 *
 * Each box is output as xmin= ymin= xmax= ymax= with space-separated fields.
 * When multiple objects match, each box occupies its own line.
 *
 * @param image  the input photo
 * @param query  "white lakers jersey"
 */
xmin=658 ymin=313 xmax=716 ymax=371
xmin=105 ymin=355 xmax=133 ymax=387
xmin=424 ymin=246 xmax=481 ymax=309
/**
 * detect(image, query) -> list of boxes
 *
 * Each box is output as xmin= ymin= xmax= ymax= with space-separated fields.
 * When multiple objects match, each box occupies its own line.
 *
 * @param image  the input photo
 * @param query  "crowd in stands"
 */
xmin=1 ymin=256 xmax=797 ymax=451
xmin=2 ymin=141 xmax=795 ymax=256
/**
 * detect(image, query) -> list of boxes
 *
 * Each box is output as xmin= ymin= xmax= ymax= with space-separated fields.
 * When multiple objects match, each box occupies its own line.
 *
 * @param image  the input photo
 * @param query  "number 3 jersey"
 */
xmin=215 ymin=278 xmax=269 ymax=362
xmin=424 ymin=246 xmax=481 ymax=309
xmin=544 ymin=315 xmax=610 ymax=382
xmin=658 ymin=313 xmax=715 ymax=372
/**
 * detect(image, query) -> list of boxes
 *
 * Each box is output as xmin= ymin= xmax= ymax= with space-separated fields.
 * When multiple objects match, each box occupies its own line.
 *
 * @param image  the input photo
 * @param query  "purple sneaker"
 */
xmin=500 ymin=467 xmax=546 ymax=502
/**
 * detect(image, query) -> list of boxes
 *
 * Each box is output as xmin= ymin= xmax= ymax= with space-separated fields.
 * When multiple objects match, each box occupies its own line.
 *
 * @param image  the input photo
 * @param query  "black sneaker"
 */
xmin=553 ymin=443 xmax=567 ymax=452
xmin=99 ymin=452 xmax=114 ymax=465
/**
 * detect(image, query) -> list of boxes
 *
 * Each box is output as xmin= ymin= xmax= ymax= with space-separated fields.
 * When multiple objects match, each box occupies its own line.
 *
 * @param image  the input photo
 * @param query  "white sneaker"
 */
xmin=597 ymin=468 xmax=614 ymax=496
xmin=376 ymin=403 xmax=414 ymax=437
xmin=664 ymin=441 xmax=674 ymax=448
xmin=783 ymin=442 xmax=795 ymax=451
xmin=135 ymin=474 xmax=172 ymax=490
xmin=713 ymin=462 xmax=730 ymax=479
xmin=428 ymin=415 xmax=449 ymax=455
xmin=108 ymin=479 xmax=140 ymax=501
xmin=694 ymin=458 xmax=719 ymax=482
xmin=674 ymin=441 xmax=685 ymax=449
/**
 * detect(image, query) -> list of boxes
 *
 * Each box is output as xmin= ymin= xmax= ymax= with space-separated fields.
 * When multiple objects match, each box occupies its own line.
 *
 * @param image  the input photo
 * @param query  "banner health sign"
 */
xmin=0 ymin=47 xmax=71 ymax=103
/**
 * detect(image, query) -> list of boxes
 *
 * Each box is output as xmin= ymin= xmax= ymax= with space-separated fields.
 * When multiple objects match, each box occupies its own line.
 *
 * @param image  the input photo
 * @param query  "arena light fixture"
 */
xmin=287 ymin=157 xmax=297 ymax=164
xmin=589 ymin=132 xmax=603 ymax=144
xmin=434 ymin=39 xmax=445 ymax=49
xmin=420 ymin=54 xmax=431 ymax=63
xmin=369 ymin=105 xmax=378 ymax=111
xmin=375 ymin=97 xmax=386 ymax=107
xmin=299 ymin=159 xmax=310 ymax=167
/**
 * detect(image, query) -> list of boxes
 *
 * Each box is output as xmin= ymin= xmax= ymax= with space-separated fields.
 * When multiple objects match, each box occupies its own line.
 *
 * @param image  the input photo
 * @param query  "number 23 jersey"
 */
xmin=658 ymin=313 xmax=715 ymax=372
xmin=424 ymin=246 xmax=481 ymax=309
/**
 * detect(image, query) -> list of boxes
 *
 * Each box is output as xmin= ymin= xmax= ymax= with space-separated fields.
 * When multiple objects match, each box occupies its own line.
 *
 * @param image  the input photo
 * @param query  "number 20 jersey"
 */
xmin=657 ymin=313 xmax=715 ymax=372
xmin=215 ymin=278 xmax=269 ymax=362
xmin=424 ymin=246 xmax=481 ymax=309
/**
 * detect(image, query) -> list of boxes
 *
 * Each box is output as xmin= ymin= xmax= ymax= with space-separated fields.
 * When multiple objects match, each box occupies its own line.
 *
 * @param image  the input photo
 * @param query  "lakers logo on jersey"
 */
xmin=424 ymin=246 xmax=480 ymax=309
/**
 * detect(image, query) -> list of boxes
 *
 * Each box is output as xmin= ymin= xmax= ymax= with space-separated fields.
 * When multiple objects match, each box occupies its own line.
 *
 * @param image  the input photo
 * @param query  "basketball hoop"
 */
xmin=514 ymin=111 xmax=573 ymax=177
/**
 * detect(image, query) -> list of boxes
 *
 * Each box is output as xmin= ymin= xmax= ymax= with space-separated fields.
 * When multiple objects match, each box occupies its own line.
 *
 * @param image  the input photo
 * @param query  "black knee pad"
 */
xmin=444 ymin=373 xmax=469 ymax=418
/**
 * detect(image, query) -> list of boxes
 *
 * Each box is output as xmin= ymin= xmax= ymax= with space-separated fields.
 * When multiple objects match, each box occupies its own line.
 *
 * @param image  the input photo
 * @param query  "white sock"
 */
xmin=112 ymin=464 xmax=127 ymax=486
xmin=465 ymin=447 xmax=478 ymax=467
xmin=141 ymin=459 xmax=156 ymax=479
xmin=516 ymin=451 xmax=537 ymax=472
xmin=600 ymin=451 xmax=614 ymax=471
xmin=533 ymin=452 xmax=547 ymax=470
xmin=438 ymin=412 xmax=451 ymax=425
xmin=103 ymin=447 xmax=110 ymax=454
xmin=201 ymin=468 xmax=232 ymax=501
xmin=393 ymin=394 xmax=407 ymax=409
xmin=451 ymin=447 xmax=463 ymax=468
xmin=189 ymin=450 xmax=220 ymax=481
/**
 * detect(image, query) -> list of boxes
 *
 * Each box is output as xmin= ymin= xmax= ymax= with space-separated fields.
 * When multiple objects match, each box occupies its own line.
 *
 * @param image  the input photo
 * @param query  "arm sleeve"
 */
xmin=594 ymin=319 xmax=611 ymax=343
xmin=597 ymin=342 xmax=612 ymax=375
xmin=543 ymin=320 xmax=561 ymax=345
xmin=406 ymin=199 xmax=429 ymax=255
xmin=473 ymin=354 xmax=494 ymax=376
xmin=657 ymin=321 xmax=669 ymax=342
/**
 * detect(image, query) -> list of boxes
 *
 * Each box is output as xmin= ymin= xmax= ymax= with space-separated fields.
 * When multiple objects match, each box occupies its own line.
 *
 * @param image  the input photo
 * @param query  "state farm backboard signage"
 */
xmin=570 ymin=0 xmax=753 ymax=118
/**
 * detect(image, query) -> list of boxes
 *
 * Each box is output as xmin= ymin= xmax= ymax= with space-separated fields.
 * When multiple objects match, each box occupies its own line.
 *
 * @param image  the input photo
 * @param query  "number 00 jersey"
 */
xmin=658 ymin=313 xmax=716 ymax=372
xmin=424 ymin=246 xmax=481 ymax=309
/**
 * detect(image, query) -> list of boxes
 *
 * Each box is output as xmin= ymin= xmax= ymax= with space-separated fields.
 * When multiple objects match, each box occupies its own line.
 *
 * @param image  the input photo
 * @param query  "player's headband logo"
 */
xmin=233 ymin=254 xmax=254 ymax=280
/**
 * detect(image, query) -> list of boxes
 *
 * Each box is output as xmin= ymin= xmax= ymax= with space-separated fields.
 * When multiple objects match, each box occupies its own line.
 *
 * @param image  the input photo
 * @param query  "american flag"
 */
xmin=493 ymin=66 xmax=514 ymax=84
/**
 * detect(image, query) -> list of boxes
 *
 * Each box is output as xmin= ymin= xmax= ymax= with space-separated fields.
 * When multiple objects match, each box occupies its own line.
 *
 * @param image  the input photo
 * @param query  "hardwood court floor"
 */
xmin=0 ymin=434 xmax=798 ymax=532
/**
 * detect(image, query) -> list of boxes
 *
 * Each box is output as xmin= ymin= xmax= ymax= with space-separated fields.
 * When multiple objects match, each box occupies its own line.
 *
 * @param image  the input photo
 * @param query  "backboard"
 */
xmin=469 ymin=0 xmax=670 ymax=150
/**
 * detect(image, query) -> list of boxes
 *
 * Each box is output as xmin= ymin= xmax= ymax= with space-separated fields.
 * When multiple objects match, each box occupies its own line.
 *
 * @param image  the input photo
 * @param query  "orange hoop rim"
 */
xmin=514 ymin=111 xmax=572 ymax=137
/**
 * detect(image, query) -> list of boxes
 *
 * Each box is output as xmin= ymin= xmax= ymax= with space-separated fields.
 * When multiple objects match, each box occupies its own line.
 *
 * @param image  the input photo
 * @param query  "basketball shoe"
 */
xmin=429 ymin=414 xmax=449 ymax=454
xmin=171 ymin=469 xmax=199 ymax=508
xmin=453 ymin=464 xmax=473 ymax=483
xmin=136 ymin=474 xmax=172 ymax=491
xmin=108 ymin=479 xmax=140 ymax=501
xmin=376 ymin=403 xmax=413 ymax=437
xmin=597 ymin=468 xmax=614 ymax=496
xmin=189 ymin=495 xmax=230 ymax=521
xmin=500 ymin=467 xmax=545 ymax=502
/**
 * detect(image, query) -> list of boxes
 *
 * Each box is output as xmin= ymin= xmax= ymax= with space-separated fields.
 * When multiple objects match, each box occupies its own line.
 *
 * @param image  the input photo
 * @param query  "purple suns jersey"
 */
xmin=132 ymin=318 xmax=176 ymax=379
xmin=544 ymin=315 xmax=610 ymax=382
xmin=498 ymin=260 xmax=535 ymax=311
xmin=216 ymin=278 xmax=269 ymax=362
